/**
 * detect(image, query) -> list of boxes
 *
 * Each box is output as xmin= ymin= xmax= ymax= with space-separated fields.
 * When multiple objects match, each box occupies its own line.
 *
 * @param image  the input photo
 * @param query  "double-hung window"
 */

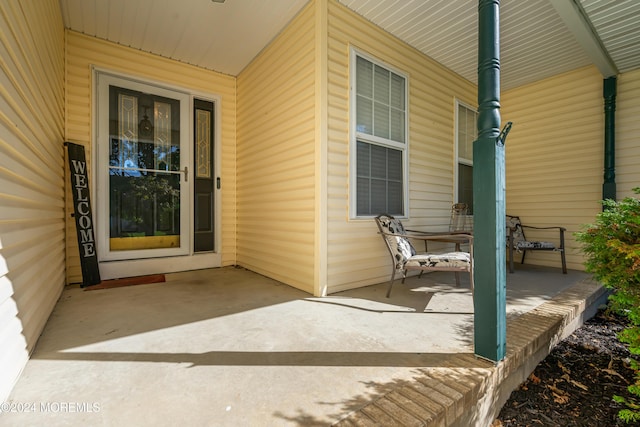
xmin=456 ymin=101 xmax=478 ymax=214
xmin=351 ymin=49 xmax=408 ymax=218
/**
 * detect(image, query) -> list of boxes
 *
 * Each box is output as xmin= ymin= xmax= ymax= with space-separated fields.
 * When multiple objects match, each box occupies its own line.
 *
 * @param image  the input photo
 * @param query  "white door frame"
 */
xmin=92 ymin=68 xmax=222 ymax=279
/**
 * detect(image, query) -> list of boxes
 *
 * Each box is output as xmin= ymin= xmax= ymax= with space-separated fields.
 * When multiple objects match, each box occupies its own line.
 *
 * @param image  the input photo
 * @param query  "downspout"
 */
xmin=473 ymin=0 xmax=506 ymax=362
xmin=602 ymin=76 xmax=616 ymax=202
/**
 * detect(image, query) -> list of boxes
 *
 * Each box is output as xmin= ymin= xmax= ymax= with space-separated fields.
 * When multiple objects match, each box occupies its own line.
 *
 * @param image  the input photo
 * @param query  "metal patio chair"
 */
xmin=375 ymin=214 xmax=473 ymax=297
xmin=449 ymin=203 xmax=472 ymax=233
xmin=419 ymin=203 xmax=472 ymax=253
xmin=506 ymin=214 xmax=567 ymax=274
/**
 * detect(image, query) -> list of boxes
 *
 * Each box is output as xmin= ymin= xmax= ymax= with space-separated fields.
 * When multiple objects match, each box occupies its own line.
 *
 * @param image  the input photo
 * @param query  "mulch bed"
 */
xmin=495 ymin=308 xmax=638 ymax=426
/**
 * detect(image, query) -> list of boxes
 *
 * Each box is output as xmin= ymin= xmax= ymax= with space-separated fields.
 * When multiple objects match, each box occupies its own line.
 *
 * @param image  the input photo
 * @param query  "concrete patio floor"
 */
xmin=1 ymin=264 xmax=606 ymax=426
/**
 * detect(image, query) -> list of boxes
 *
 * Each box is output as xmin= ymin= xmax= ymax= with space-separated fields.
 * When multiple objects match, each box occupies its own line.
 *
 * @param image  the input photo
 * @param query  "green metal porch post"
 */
xmin=603 ymin=76 xmax=616 ymax=202
xmin=473 ymin=0 xmax=506 ymax=362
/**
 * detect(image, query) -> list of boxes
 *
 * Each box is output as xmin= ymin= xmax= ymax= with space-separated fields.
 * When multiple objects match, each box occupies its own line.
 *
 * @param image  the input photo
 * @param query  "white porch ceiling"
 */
xmin=580 ymin=0 xmax=640 ymax=74
xmin=58 ymin=0 xmax=310 ymax=77
xmin=59 ymin=0 xmax=640 ymax=90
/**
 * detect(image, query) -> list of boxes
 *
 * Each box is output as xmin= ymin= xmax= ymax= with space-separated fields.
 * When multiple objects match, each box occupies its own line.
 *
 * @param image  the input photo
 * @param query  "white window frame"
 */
xmin=349 ymin=47 xmax=409 ymax=219
xmin=454 ymin=99 xmax=478 ymax=210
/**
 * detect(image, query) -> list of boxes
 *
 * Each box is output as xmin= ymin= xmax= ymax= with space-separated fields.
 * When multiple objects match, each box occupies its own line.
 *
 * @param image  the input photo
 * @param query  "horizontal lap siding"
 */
xmin=236 ymin=4 xmax=316 ymax=293
xmin=0 ymin=0 xmax=65 ymax=401
xmin=326 ymin=1 xmax=477 ymax=293
xmin=502 ymin=66 xmax=603 ymax=271
xmin=65 ymin=31 xmax=237 ymax=283
xmin=617 ymin=69 xmax=640 ymax=198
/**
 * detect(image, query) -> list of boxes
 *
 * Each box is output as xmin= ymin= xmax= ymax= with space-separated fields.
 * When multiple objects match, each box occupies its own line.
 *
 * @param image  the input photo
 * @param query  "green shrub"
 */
xmin=576 ymin=188 xmax=640 ymax=423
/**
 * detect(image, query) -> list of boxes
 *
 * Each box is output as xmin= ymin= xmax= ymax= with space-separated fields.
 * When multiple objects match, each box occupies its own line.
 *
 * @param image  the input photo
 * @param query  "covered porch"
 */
xmin=3 ymin=0 xmax=640 ymax=412
xmin=3 ymin=265 xmax=605 ymax=426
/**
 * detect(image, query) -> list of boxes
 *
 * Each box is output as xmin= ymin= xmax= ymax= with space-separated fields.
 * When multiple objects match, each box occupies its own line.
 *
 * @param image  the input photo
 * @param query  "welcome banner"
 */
xmin=66 ymin=142 xmax=101 ymax=287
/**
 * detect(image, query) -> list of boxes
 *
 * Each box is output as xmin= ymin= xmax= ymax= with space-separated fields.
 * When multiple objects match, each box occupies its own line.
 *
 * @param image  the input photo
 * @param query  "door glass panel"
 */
xmin=108 ymin=85 xmax=181 ymax=251
xmin=194 ymin=100 xmax=215 ymax=252
xmin=196 ymin=109 xmax=211 ymax=178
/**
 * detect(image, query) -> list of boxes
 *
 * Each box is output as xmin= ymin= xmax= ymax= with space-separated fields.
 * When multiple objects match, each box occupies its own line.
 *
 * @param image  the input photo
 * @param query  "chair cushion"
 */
xmin=376 ymin=215 xmax=417 ymax=268
xmin=506 ymin=215 xmax=525 ymax=245
xmin=506 ymin=215 xmax=558 ymax=251
xmin=515 ymin=241 xmax=556 ymax=250
xmin=405 ymin=252 xmax=470 ymax=269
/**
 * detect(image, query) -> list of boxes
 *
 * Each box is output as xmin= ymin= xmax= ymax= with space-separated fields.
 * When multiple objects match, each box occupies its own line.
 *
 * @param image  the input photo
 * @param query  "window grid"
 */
xmin=355 ymin=57 xmax=406 ymax=144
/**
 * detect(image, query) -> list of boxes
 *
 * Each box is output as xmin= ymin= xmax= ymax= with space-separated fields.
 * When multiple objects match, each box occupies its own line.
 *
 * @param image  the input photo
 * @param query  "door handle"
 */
xmin=182 ymin=166 xmax=188 ymax=182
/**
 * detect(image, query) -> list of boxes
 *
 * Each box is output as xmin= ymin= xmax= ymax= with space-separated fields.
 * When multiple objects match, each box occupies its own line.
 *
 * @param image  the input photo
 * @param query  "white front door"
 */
xmin=94 ymin=71 xmax=222 ymax=279
xmin=95 ymin=72 xmax=191 ymax=272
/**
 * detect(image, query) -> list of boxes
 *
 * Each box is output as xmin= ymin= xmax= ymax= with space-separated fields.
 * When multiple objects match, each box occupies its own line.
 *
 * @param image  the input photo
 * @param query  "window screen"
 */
xmin=353 ymin=53 xmax=407 ymax=217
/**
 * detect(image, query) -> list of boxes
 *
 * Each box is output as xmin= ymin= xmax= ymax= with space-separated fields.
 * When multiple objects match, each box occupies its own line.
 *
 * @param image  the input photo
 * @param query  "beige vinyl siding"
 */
xmin=236 ymin=2 xmax=317 ymax=294
xmin=325 ymin=0 xmax=477 ymax=292
xmin=502 ymin=65 xmax=604 ymax=272
xmin=64 ymin=31 xmax=237 ymax=283
xmin=617 ymin=68 xmax=640 ymax=198
xmin=0 ymin=0 xmax=65 ymax=401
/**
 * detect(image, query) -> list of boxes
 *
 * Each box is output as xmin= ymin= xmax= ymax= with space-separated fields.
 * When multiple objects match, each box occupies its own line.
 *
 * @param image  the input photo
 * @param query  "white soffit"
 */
xmin=580 ymin=0 xmax=640 ymax=74
xmin=59 ymin=0 xmax=310 ymax=76
xmin=339 ymin=0 xmax=593 ymax=91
